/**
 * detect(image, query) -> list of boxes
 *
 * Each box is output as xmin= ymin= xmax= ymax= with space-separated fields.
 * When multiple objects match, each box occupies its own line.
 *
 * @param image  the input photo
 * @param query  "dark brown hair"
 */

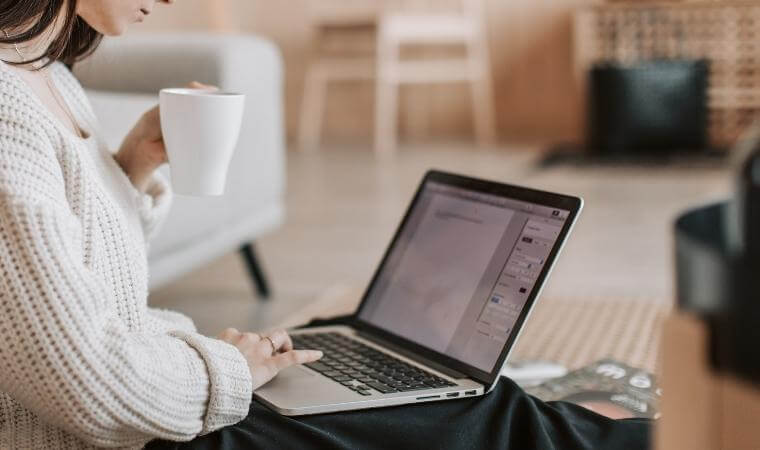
xmin=0 ymin=0 xmax=102 ymax=68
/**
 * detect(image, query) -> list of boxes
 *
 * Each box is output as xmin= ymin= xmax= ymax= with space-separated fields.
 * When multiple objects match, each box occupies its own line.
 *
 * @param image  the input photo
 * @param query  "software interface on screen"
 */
xmin=358 ymin=181 xmax=570 ymax=372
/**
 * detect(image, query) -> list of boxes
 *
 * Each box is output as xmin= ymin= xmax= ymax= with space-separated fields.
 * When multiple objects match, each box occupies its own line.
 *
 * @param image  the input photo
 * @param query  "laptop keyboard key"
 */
xmin=305 ymin=362 xmax=330 ymax=373
xmin=322 ymin=371 xmax=342 ymax=378
xmin=366 ymin=381 xmax=397 ymax=394
xmin=375 ymin=375 xmax=395 ymax=385
xmin=398 ymin=385 xmax=425 ymax=392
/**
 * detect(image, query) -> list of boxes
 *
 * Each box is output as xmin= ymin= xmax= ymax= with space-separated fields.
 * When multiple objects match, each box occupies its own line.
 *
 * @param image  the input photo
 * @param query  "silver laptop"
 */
xmin=254 ymin=170 xmax=583 ymax=416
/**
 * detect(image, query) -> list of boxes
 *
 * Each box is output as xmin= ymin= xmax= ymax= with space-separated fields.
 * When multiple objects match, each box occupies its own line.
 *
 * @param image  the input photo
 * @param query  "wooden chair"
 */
xmin=298 ymin=2 xmax=379 ymax=152
xmin=298 ymin=0 xmax=495 ymax=155
xmin=374 ymin=0 xmax=496 ymax=155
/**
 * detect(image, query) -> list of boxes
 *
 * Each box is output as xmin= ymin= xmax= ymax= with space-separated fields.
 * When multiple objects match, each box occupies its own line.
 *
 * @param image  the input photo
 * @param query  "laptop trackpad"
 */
xmin=255 ymin=364 xmax=358 ymax=411
xmin=280 ymin=365 xmax=317 ymax=380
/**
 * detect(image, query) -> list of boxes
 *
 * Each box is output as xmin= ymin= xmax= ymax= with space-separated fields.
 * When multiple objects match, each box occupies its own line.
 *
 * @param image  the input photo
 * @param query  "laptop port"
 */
xmin=465 ymin=390 xmax=476 ymax=396
xmin=446 ymin=392 xmax=460 ymax=398
xmin=416 ymin=395 xmax=440 ymax=401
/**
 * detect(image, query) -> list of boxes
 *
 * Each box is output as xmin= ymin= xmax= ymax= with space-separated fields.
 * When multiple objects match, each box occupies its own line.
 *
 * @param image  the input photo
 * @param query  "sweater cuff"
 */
xmin=169 ymin=331 xmax=253 ymax=435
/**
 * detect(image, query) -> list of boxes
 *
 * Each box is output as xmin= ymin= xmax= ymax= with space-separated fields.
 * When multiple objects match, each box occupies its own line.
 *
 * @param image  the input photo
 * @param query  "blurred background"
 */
xmin=140 ymin=0 xmax=584 ymax=145
xmin=80 ymin=0 xmax=759 ymax=376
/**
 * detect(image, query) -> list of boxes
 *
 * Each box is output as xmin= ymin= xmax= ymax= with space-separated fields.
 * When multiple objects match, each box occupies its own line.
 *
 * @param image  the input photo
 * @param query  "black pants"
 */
xmin=147 ymin=317 xmax=651 ymax=450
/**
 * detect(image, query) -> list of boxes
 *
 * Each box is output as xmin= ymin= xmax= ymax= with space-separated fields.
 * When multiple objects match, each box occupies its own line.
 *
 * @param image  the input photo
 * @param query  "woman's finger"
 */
xmin=236 ymin=332 xmax=262 ymax=348
xmin=186 ymin=81 xmax=219 ymax=91
xmin=272 ymin=350 xmax=323 ymax=371
xmin=217 ymin=327 xmax=240 ymax=341
xmin=140 ymin=105 xmax=163 ymax=142
xmin=265 ymin=329 xmax=293 ymax=353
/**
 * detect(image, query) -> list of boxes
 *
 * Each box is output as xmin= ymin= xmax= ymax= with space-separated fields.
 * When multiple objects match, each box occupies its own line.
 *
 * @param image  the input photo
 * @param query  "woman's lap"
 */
xmin=147 ymin=377 xmax=651 ymax=450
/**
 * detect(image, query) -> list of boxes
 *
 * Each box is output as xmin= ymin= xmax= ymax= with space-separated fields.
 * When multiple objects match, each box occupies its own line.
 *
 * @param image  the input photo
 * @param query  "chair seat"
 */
xmin=380 ymin=14 xmax=478 ymax=44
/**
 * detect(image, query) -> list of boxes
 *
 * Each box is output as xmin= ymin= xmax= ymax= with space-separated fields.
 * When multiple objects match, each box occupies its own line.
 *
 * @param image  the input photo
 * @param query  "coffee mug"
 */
xmin=159 ymin=88 xmax=245 ymax=196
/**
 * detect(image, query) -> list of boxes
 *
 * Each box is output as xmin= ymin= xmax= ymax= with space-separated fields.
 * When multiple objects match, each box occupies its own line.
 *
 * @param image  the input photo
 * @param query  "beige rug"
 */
xmin=274 ymin=285 xmax=670 ymax=374
xmin=511 ymin=296 xmax=669 ymax=373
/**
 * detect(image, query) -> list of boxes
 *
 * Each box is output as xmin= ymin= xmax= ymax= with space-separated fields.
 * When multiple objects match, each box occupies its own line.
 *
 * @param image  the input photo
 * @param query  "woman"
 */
xmin=0 ymin=0 xmax=321 ymax=448
xmin=0 ymin=1 xmax=650 ymax=449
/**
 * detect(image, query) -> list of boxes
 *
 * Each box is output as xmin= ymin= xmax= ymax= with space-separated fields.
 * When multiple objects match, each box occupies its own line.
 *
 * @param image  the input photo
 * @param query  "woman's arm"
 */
xmin=0 ymin=120 xmax=251 ymax=446
xmin=113 ymin=107 xmax=174 ymax=242
xmin=114 ymin=105 xmax=167 ymax=194
xmin=146 ymin=307 xmax=198 ymax=334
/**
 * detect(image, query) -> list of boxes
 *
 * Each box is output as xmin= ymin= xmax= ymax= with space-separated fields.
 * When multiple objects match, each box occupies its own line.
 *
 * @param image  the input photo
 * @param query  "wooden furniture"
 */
xmin=298 ymin=0 xmax=496 ymax=155
xmin=574 ymin=1 xmax=760 ymax=149
xmin=656 ymin=313 xmax=760 ymax=449
xmin=375 ymin=0 xmax=496 ymax=155
xmin=298 ymin=2 xmax=379 ymax=152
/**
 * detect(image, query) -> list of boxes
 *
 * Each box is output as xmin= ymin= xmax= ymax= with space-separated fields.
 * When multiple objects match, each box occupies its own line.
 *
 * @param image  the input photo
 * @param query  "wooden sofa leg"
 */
xmin=239 ymin=243 xmax=271 ymax=300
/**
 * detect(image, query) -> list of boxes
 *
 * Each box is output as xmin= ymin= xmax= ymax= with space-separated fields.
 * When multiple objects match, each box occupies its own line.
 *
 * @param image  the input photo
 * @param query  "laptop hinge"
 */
xmin=356 ymin=331 xmax=468 ymax=379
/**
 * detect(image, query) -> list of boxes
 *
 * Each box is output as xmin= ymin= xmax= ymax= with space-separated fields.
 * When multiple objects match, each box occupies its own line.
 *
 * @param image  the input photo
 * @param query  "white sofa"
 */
xmin=74 ymin=33 xmax=285 ymax=296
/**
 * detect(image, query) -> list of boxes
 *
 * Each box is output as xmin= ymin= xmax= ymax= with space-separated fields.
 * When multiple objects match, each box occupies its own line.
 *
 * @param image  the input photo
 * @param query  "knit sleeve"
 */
xmin=146 ymin=307 xmax=198 ymax=334
xmin=0 ymin=120 xmax=252 ymax=446
xmin=117 ymin=166 xmax=174 ymax=242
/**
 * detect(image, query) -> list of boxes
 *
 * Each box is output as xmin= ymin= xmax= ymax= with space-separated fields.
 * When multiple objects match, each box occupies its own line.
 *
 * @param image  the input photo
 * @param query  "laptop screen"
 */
xmin=357 ymin=180 xmax=571 ymax=373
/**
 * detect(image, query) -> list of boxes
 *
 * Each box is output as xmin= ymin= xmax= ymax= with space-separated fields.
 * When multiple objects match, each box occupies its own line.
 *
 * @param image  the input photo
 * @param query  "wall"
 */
xmin=136 ymin=0 xmax=590 ymax=145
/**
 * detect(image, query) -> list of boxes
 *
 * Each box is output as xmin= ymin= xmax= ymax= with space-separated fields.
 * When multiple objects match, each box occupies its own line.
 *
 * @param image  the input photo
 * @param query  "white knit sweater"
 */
xmin=0 ymin=61 xmax=253 ymax=449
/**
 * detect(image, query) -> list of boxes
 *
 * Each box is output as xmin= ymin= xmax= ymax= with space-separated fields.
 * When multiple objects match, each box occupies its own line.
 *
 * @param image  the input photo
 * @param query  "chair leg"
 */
xmin=298 ymin=64 xmax=327 ymax=153
xmin=375 ymin=78 xmax=399 ymax=155
xmin=239 ymin=243 xmax=271 ymax=300
xmin=469 ymin=38 xmax=497 ymax=147
xmin=375 ymin=39 xmax=400 ymax=156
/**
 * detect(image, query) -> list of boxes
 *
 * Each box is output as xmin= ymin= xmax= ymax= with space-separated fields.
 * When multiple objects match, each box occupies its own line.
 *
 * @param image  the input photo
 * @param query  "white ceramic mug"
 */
xmin=159 ymin=88 xmax=245 ymax=196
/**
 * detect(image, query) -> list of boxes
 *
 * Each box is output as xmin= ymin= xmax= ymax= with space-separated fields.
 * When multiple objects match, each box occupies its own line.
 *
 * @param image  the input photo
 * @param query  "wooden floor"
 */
xmin=148 ymin=144 xmax=731 ymax=337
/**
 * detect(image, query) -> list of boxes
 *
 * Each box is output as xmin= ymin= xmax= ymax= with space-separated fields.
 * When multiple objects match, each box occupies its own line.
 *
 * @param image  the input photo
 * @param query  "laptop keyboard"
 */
xmin=292 ymin=332 xmax=457 ymax=396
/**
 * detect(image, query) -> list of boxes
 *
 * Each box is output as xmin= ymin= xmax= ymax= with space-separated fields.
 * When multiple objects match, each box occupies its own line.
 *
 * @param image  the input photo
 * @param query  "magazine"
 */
xmin=524 ymin=358 xmax=661 ymax=419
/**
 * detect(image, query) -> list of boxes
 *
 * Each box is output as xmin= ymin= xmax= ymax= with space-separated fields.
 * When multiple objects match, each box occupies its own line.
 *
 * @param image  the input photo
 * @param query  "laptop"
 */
xmin=254 ymin=170 xmax=583 ymax=416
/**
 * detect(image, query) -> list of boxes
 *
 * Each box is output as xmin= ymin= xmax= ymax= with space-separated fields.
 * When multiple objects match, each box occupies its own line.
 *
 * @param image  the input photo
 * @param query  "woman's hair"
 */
xmin=0 ymin=0 xmax=102 ymax=68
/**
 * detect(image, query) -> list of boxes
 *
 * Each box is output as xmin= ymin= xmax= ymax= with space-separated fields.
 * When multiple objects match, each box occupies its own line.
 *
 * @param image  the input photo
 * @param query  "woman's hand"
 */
xmin=114 ymin=81 xmax=216 ymax=193
xmin=217 ymin=328 xmax=323 ymax=391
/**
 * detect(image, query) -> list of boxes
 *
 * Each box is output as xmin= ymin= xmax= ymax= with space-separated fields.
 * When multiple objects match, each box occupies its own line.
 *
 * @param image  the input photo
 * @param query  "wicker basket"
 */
xmin=574 ymin=1 xmax=760 ymax=149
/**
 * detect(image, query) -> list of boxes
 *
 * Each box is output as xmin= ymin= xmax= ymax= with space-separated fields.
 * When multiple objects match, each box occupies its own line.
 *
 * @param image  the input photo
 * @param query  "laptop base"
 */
xmin=254 ymin=326 xmax=484 ymax=416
